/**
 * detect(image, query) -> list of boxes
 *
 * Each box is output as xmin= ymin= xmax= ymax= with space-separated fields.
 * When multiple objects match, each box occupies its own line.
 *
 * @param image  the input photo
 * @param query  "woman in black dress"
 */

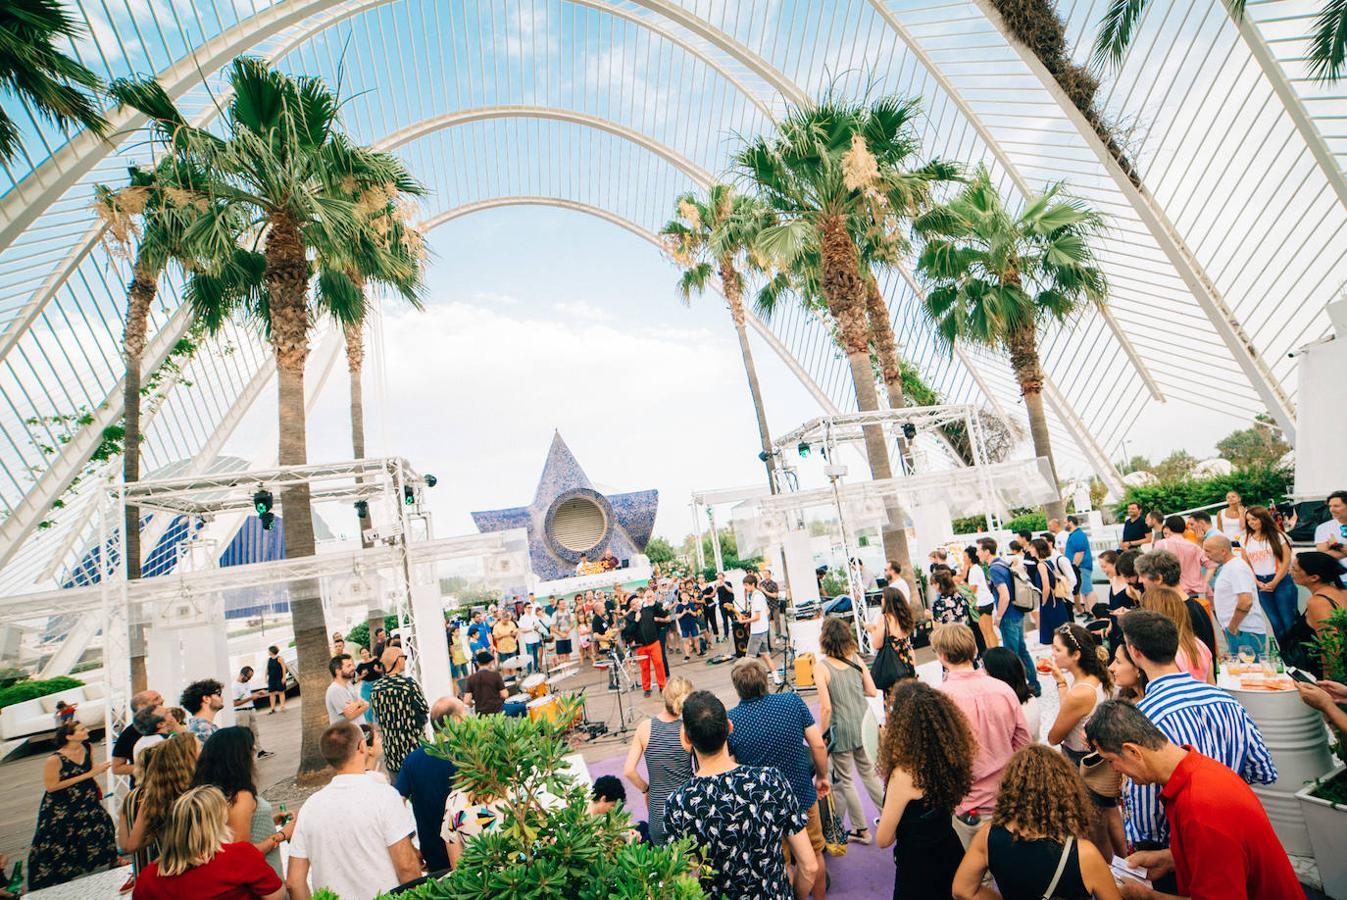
xmin=27 ymin=722 xmax=119 ymax=888
xmin=264 ymin=645 xmax=287 ymax=713
xmin=952 ymin=745 xmax=1121 ymax=900
xmin=876 ymin=681 xmax=973 ymax=899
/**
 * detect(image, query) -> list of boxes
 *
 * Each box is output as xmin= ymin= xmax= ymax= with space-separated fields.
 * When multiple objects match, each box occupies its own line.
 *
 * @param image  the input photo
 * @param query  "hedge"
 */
xmin=0 ymin=676 xmax=84 ymax=709
xmin=345 ymin=614 xmax=400 ymax=651
xmin=1114 ymin=465 xmax=1293 ymax=517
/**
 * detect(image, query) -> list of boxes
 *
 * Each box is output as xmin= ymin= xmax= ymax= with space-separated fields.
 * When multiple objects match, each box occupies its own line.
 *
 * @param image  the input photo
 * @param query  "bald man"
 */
xmin=1204 ymin=533 xmax=1268 ymax=659
xmin=111 ymin=688 xmax=164 ymax=778
xmin=394 ymin=696 xmax=464 ymax=873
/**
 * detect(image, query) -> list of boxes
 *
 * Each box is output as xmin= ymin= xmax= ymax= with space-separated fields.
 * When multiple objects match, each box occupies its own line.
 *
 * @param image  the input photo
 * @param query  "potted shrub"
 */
xmin=1296 ymin=606 xmax=1347 ymax=900
xmin=382 ymin=696 xmax=705 ymax=899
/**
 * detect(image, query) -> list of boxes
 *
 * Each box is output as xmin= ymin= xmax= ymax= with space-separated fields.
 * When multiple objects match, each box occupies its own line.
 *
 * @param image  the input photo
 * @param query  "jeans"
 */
xmin=999 ymin=608 xmax=1040 ymax=695
xmin=1255 ymin=574 xmax=1298 ymax=640
xmin=526 ymin=641 xmax=542 ymax=673
xmin=1223 ymin=628 xmax=1267 ymax=660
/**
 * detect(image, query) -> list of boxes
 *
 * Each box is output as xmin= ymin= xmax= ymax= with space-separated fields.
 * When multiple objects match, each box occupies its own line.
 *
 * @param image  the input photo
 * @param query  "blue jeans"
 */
xmin=1000 ymin=608 xmax=1040 ymax=695
xmin=1223 ymin=629 xmax=1267 ymax=660
xmin=526 ymin=641 xmax=542 ymax=673
xmin=1255 ymin=574 xmax=1298 ymax=640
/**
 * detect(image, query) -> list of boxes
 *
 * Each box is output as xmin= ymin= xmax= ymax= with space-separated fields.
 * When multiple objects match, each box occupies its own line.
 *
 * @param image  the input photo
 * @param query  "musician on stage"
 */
xmin=737 ymin=573 xmax=778 ymax=682
xmin=591 ymin=605 xmax=618 ymax=662
xmin=625 ymin=589 xmax=670 ymax=697
xmin=713 ymin=573 xmax=736 ymax=642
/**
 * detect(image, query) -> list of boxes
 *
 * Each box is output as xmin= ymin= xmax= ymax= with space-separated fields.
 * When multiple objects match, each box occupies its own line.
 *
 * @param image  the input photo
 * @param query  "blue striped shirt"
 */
xmin=1124 ymin=673 xmax=1277 ymax=845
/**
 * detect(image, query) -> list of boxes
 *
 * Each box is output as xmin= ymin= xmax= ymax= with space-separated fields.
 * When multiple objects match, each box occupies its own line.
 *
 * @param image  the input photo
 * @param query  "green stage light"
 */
xmin=404 ymin=485 xmax=416 ymax=506
xmin=253 ymin=489 xmax=275 ymax=531
xmin=797 ymin=442 xmax=811 ymax=458
xmin=757 ymin=450 xmax=771 ymax=463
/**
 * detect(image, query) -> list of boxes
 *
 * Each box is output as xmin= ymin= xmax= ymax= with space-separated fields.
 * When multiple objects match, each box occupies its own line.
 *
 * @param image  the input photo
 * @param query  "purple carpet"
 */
xmin=587 ymin=747 xmax=895 ymax=898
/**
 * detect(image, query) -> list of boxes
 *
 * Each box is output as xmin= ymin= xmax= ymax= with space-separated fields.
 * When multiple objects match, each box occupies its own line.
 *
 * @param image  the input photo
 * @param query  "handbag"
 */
xmin=817 ymin=791 xmax=850 ymax=857
xmin=870 ymin=619 xmax=914 ymax=690
xmin=1079 ymin=752 xmax=1122 ymax=800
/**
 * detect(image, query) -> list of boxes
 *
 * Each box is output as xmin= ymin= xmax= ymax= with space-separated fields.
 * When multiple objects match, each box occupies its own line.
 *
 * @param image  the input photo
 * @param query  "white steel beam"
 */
xmin=971 ymin=0 xmax=1297 ymax=440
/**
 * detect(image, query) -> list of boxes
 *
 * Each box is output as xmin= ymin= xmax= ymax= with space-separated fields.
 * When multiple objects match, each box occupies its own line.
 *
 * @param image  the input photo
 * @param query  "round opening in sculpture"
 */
xmin=550 ymin=496 xmax=607 ymax=552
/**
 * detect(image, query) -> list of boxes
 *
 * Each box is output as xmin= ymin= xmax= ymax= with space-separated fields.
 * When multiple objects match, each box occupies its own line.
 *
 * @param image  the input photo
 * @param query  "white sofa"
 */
xmin=0 ymin=683 xmax=108 ymax=741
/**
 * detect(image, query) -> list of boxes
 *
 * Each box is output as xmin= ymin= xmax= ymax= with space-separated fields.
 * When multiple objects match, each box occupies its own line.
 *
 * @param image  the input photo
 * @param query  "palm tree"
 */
xmin=1095 ymin=0 xmax=1346 ymax=83
xmin=0 ymin=0 xmax=107 ymax=164
xmin=93 ymin=158 xmax=228 ymax=693
xmin=913 ymin=165 xmax=1108 ymax=521
xmin=112 ymin=59 xmax=426 ymax=777
xmin=738 ymin=95 xmax=952 ymax=595
xmin=660 ymin=184 xmax=779 ymax=490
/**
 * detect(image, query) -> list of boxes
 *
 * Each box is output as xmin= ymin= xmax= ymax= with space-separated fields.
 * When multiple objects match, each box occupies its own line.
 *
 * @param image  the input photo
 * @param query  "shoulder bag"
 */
xmin=1040 ymin=835 xmax=1075 ymax=900
xmin=869 ymin=618 xmax=914 ymax=690
xmin=998 ymin=561 xmax=1036 ymax=612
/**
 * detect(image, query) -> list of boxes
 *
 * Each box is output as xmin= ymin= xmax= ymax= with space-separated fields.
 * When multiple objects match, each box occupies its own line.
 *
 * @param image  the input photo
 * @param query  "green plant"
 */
xmin=396 ymin=699 xmax=705 ymax=899
xmin=1310 ymin=606 xmax=1347 ymax=776
xmin=1003 ymin=511 xmax=1049 ymax=534
xmin=0 ymin=0 xmax=108 ymax=165
xmin=1215 ymin=415 xmax=1291 ymax=470
xmin=345 ymin=614 xmax=399 ymax=651
xmin=0 ymin=676 xmax=83 ymax=709
xmin=643 ymin=536 xmax=678 ymax=568
xmin=1114 ymin=465 xmax=1292 ymax=518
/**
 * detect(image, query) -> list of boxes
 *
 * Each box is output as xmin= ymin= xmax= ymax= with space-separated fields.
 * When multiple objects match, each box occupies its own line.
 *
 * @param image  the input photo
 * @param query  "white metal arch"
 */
xmin=423 ymin=195 xmax=842 ymax=416
xmin=963 ymin=0 xmax=1297 ymax=439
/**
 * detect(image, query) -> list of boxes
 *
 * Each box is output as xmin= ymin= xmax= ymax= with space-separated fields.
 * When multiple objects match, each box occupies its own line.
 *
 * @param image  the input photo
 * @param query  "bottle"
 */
xmin=278 ymin=802 xmax=290 ymax=824
xmin=1268 ymin=638 xmax=1284 ymax=674
xmin=7 ymin=860 xmax=23 ymax=893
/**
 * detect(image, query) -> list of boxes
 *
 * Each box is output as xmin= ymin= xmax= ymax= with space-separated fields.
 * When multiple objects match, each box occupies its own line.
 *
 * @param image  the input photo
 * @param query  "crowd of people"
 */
xmin=16 ymin=489 xmax=1347 ymax=898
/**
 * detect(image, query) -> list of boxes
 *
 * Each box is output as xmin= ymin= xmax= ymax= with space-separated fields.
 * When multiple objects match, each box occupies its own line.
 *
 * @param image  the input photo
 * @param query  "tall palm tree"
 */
xmin=738 ymin=96 xmax=952 ymax=596
xmin=1095 ymin=0 xmax=1346 ymax=83
xmin=112 ymin=59 xmax=426 ymax=777
xmin=660 ymin=184 xmax=779 ymax=491
xmin=913 ymin=165 xmax=1108 ymax=522
xmin=93 ymin=158 xmax=228 ymax=693
xmin=0 ymin=0 xmax=107 ymax=164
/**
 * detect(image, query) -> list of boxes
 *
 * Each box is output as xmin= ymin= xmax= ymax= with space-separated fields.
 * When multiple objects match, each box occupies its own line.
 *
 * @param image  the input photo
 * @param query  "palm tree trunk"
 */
xmin=344 ymin=314 xmax=375 ymax=551
xmin=864 ymin=274 xmax=916 ymax=471
xmin=720 ymin=257 xmax=776 ymax=493
xmin=1007 ymin=322 xmax=1066 ymax=521
xmin=266 ymin=213 xmax=329 ymax=778
xmin=123 ymin=258 xmax=157 ymax=694
xmin=819 ymin=217 xmax=917 ymax=600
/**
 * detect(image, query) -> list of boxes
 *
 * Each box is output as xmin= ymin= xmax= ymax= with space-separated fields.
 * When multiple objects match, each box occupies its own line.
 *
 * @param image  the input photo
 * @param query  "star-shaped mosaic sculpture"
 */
xmin=471 ymin=432 xmax=658 ymax=581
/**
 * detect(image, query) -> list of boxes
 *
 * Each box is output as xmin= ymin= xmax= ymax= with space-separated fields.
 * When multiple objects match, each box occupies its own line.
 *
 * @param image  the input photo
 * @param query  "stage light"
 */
xmin=797 ymin=442 xmax=811 ymax=458
xmin=902 ymin=422 xmax=918 ymax=441
xmin=404 ymin=485 xmax=416 ymax=506
xmin=757 ymin=450 xmax=771 ymax=463
xmin=424 ymin=474 xmax=438 ymax=488
xmin=354 ymin=499 xmax=369 ymax=520
xmin=253 ymin=489 xmax=275 ymax=531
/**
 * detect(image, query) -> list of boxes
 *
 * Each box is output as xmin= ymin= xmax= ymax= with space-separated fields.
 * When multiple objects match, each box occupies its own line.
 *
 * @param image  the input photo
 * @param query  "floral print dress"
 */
xmin=931 ymin=590 xmax=971 ymax=627
xmin=27 ymin=745 xmax=119 ymax=888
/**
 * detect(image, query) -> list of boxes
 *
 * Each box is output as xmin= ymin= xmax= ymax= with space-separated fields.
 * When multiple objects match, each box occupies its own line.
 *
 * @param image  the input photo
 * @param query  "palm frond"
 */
xmin=1308 ymin=0 xmax=1347 ymax=82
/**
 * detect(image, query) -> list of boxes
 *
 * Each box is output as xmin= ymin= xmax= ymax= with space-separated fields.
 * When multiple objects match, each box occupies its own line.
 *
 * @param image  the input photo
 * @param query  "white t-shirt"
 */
xmin=289 ymin=773 xmax=415 ymax=900
xmin=748 ymin=590 xmax=771 ymax=635
xmin=517 ymin=613 xmax=542 ymax=645
xmin=1315 ymin=519 xmax=1347 ymax=569
xmin=1053 ymin=531 xmax=1068 ymax=554
xmin=1051 ymin=552 xmax=1077 ymax=589
xmin=1213 ymin=557 xmax=1266 ymax=634
xmin=234 ymin=679 xmax=255 ymax=711
xmin=133 ymin=733 xmax=165 ymax=761
xmin=1240 ymin=535 xmax=1280 ymax=577
xmin=967 ymin=564 xmax=992 ymax=609
xmin=1022 ymin=695 xmax=1042 ymax=743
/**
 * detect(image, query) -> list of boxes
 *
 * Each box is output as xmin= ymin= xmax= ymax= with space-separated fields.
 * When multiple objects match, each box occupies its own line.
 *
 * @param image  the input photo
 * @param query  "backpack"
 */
xmin=994 ymin=561 xmax=1037 ymax=611
xmin=1054 ymin=554 xmax=1078 ymax=590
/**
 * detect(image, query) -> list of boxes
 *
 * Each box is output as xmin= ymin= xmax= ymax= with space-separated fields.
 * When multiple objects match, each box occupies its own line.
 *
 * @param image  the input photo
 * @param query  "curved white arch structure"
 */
xmin=0 ymin=0 xmax=1342 ymax=590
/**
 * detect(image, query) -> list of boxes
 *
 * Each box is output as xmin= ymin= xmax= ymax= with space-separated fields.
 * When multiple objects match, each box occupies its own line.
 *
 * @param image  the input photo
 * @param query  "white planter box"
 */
xmin=1296 ymin=766 xmax=1347 ymax=900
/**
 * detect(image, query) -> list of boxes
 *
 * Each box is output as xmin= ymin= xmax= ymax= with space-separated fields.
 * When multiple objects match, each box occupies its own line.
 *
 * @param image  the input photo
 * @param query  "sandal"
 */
xmin=849 ymin=828 xmax=872 ymax=845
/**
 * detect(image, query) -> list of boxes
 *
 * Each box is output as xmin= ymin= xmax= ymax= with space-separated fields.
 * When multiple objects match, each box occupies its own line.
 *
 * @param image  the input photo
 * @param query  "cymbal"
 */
xmin=548 ymin=664 xmax=579 ymax=684
xmin=501 ymin=656 xmax=530 ymax=671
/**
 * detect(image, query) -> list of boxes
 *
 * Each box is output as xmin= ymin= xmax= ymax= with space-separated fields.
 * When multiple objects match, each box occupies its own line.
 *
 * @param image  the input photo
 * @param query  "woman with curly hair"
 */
xmin=952 ymin=745 xmax=1121 ymax=900
xmin=875 ymin=681 xmax=973 ymax=899
xmin=118 ymin=733 xmax=198 ymax=877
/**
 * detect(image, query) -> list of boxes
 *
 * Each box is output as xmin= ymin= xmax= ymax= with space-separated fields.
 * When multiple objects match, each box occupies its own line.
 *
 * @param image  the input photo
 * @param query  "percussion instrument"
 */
xmin=521 ymin=673 xmax=548 ymax=698
xmin=502 ymin=699 xmax=529 ymax=718
xmin=501 ymin=655 xmax=530 ymax=672
xmin=548 ymin=664 xmax=579 ymax=686
xmin=527 ymin=694 xmax=562 ymax=723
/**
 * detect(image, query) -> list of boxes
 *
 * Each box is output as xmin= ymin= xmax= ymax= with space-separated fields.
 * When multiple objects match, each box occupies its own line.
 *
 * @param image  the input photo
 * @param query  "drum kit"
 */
xmin=502 ymin=657 xmax=581 ymax=725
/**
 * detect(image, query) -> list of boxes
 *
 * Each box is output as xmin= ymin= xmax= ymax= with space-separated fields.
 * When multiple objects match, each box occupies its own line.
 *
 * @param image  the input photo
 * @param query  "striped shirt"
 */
xmin=1125 ymin=673 xmax=1276 ymax=845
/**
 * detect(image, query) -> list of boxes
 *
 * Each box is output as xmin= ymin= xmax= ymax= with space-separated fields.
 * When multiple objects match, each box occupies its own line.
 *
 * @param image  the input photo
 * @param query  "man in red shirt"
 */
xmin=1085 ymin=700 xmax=1302 ymax=900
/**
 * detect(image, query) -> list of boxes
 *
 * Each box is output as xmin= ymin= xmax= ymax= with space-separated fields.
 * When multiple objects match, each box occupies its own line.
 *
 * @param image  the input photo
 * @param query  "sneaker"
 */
xmin=257 ymin=750 xmax=276 ymax=760
xmin=771 ymin=672 xmax=783 ymax=686
xmin=643 ymin=689 xmax=652 ymax=698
